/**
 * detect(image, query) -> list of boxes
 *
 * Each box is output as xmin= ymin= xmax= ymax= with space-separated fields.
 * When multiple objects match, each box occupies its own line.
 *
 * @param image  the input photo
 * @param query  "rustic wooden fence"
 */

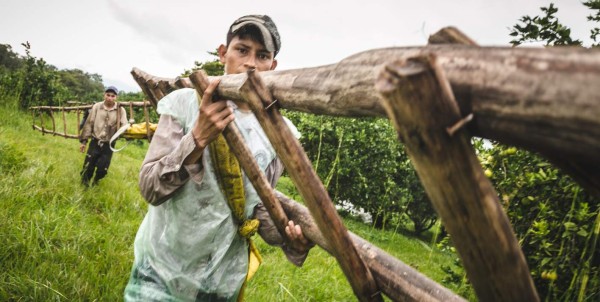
xmin=29 ymin=101 xmax=154 ymax=140
xmin=130 ymin=27 xmax=600 ymax=301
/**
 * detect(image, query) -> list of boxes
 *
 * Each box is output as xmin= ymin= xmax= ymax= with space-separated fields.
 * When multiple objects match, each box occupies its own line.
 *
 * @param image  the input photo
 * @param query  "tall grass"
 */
xmin=0 ymin=98 xmax=469 ymax=301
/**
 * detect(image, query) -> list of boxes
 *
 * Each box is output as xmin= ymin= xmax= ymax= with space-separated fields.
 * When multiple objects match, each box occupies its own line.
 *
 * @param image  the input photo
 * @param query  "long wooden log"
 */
xmin=135 ymin=45 xmax=600 ymax=196
xmin=240 ymin=70 xmax=382 ymax=301
xmin=376 ymin=55 xmax=538 ymax=301
xmin=276 ymin=191 xmax=466 ymax=302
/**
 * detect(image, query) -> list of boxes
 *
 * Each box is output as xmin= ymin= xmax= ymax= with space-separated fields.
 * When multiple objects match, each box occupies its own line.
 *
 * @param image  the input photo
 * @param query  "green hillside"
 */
xmin=0 ymin=101 xmax=468 ymax=301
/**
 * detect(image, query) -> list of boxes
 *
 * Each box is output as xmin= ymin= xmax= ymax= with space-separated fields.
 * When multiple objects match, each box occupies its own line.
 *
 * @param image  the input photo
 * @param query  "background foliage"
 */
xmin=0 ymin=42 xmax=106 ymax=110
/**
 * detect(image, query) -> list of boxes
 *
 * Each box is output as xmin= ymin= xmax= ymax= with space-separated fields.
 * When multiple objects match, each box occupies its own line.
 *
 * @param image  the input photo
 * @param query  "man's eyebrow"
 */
xmin=232 ymin=39 xmax=268 ymax=52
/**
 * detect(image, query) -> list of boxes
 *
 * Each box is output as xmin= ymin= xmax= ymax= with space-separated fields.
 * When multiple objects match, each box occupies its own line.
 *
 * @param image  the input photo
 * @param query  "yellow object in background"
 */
xmin=123 ymin=122 xmax=157 ymax=139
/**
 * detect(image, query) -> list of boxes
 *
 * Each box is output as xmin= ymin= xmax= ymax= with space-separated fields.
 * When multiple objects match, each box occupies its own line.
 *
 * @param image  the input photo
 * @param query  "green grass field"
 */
xmin=0 ymin=100 xmax=471 ymax=301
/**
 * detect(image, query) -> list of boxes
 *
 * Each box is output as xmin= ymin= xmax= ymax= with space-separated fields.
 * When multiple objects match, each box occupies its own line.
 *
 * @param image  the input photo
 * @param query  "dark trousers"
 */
xmin=81 ymin=138 xmax=114 ymax=186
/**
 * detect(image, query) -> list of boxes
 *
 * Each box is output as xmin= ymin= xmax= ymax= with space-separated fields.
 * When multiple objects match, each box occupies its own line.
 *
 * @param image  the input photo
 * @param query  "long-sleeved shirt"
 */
xmin=80 ymin=101 xmax=127 ymax=143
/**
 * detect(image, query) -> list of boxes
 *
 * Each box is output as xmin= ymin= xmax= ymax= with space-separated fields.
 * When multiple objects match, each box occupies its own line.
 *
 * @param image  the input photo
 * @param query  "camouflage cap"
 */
xmin=227 ymin=15 xmax=281 ymax=57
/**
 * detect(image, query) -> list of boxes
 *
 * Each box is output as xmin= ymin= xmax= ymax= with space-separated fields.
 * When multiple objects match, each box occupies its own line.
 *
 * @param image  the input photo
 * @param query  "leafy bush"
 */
xmin=476 ymin=140 xmax=599 ymax=301
xmin=0 ymin=42 xmax=108 ymax=110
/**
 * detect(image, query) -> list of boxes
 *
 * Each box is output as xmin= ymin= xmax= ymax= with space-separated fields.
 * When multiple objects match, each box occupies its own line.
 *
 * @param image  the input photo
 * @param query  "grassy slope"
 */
xmin=0 ymin=103 xmax=469 ymax=301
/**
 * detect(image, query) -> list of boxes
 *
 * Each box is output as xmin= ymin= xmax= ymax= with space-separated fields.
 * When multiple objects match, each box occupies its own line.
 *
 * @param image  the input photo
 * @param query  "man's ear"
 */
xmin=218 ymin=44 xmax=227 ymax=64
xmin=270 ymin=59 xmax=278 ymax=71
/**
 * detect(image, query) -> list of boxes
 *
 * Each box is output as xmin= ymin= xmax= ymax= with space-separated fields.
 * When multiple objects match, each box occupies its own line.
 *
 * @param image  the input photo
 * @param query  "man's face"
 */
xmin=219 ymin=35 xmax=277 ymax=75
xmin=104 ymin=92 xmax=117 ymax=104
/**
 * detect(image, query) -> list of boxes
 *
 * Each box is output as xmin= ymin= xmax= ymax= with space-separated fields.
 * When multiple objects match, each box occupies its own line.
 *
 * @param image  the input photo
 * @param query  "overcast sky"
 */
xmin=1 ymin=0 xmax=595 ymax=93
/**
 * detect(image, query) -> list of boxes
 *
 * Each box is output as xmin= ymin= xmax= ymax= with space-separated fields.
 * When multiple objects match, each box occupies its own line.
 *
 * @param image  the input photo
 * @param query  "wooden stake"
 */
xmin=241 ymin=69 xmax=382 ymax=302
xmin=143 ymin=99 xmax=150 ymax=141
xmin=39 ymin=109 xmax=44 ymax=135
xmin=49 ymin=109 xmax=56 ymax=135
xmin=62 ymin=108 xmax=67 ymax=137
xmin=76 ymin=109 xmax=81 ymax=137
xmin=187 ymin=70 xmax=293 ymax=244
xmin=129 ymin=102 xmax=134 ymax=122
xmin=376 ymin=55 xmax=539 ymax=302
xmin=116 ymin=103 xmax=121 ymax=130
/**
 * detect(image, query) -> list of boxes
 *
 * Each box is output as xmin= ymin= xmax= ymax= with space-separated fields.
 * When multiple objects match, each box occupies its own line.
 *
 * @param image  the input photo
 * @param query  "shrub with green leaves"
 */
xmin=284 ymin=111 xmax=437 ymax=233
xmin=476 ymin=140 xmax=599 ymax=301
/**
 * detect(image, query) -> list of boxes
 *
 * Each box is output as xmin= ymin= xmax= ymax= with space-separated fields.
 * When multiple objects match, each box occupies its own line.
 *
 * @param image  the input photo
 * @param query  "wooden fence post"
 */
xmin=375 ymin=55 xmax=539 ymax=301
xmin=240 ymin=69 xmax=383 ymax=302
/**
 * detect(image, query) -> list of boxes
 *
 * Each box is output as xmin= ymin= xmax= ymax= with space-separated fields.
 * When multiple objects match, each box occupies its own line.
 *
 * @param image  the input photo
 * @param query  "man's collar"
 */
xmin=103 ymin=101 xmax=117 ymax=110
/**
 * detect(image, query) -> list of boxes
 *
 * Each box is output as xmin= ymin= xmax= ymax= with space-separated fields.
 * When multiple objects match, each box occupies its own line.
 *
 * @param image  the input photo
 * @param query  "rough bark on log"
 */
xmin=240 ymin=70 xmax=382 ymax=302
xmin=276 ymin=192 xmax=466 ymax=302
xmin=376 ymin=55 xmax=538 ymax=301
xmin=428 ymin=27 xmax=478 ymax=46
xmin=131 ymin=68 xmax=159 ymax=108
xmin=133 ymin=45 xmax=600 ymax=197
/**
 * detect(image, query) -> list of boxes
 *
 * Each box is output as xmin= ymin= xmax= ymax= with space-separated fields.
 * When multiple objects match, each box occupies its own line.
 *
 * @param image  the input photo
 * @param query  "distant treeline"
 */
xmin=0 ymin=42 xmax=142 ymax=110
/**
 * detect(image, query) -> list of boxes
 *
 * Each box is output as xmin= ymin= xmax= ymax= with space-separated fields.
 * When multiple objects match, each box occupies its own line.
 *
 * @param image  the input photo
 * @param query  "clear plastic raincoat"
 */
xmin=124 ymin=88 xmax=299 ymax=301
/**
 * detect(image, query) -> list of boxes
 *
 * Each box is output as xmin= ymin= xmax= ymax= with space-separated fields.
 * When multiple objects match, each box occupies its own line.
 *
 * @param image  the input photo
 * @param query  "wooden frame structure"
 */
xmin=130 ymin=27 xmax=600 ymax=301
xmin=30 ymin=101 xmax=155 ymax=140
